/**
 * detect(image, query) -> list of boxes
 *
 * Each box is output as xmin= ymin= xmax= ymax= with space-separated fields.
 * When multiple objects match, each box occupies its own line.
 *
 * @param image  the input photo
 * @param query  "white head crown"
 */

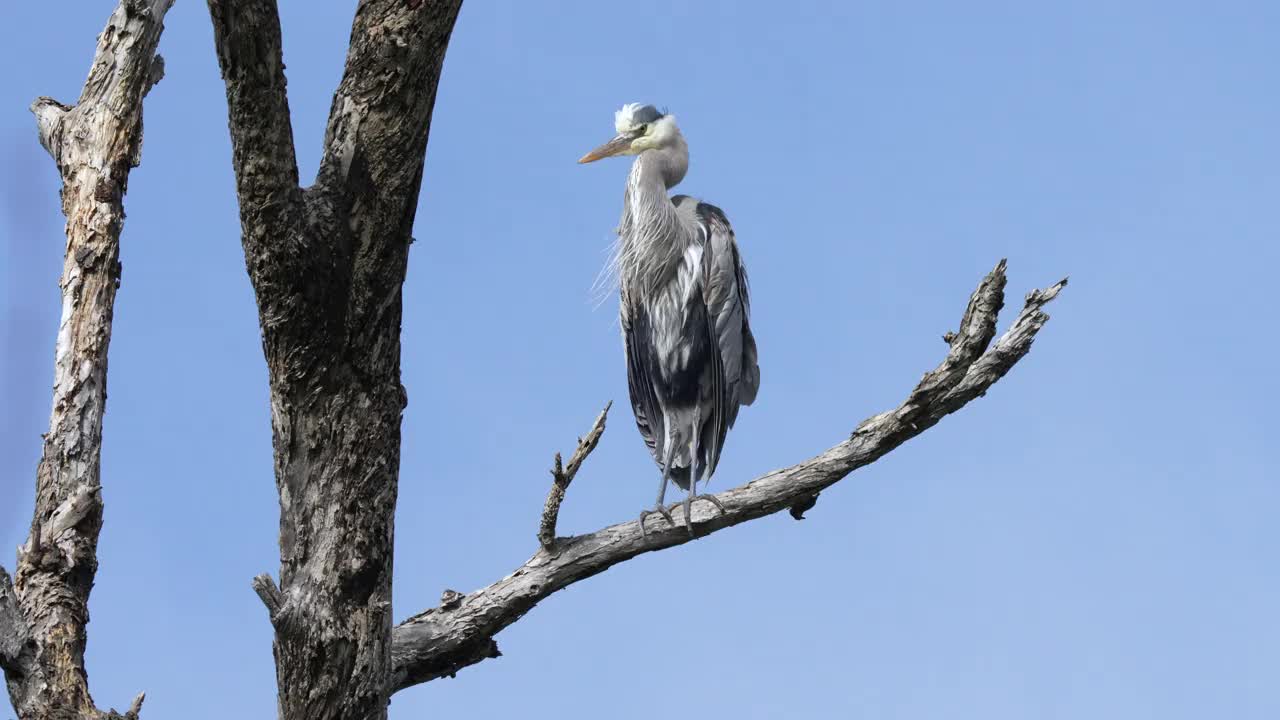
xmin=614 ymin=103 xmax=664 ymax=135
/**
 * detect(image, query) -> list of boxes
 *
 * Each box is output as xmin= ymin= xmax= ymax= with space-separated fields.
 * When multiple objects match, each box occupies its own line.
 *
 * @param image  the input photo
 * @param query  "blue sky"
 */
xmin=2 ymin=1 xmax=1277 ymax=717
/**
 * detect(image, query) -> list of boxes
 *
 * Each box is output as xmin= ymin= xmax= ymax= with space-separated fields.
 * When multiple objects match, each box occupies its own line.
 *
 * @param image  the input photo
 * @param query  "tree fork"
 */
xmin=208 ymin=1 xmax=464 ymax=717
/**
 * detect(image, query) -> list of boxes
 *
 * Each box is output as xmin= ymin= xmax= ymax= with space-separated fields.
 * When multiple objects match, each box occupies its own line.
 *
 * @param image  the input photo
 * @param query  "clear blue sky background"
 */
xmin=2 ymin=1 xmax=1277 ymax=718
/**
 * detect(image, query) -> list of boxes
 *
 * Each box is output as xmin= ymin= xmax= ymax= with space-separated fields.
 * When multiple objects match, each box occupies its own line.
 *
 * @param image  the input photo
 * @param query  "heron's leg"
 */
xmin=681 ymin=485 xmax=694 ymax=537
xmin=682 ymin=408 xmax=701 ymax=537
xmin=639 ymin=427 xmax=677 ymax=538
xmin=688 ymin=409 xmax=726 ymax=519
xmin=638 ymin=469 xmax=675 ymax=538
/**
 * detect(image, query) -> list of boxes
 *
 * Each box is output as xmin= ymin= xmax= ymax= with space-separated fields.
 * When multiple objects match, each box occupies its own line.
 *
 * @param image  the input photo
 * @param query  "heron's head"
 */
xmin=578 ymin=103 xmax=681 ymax=164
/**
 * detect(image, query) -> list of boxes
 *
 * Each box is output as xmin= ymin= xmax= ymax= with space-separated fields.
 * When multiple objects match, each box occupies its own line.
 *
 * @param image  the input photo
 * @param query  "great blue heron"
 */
xmin=579 ymin=103 xmax=760 ymax=536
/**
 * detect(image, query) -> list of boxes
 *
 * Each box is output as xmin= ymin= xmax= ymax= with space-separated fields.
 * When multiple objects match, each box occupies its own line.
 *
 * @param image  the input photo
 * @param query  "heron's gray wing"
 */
xmin=620 ymin=288 xmax=666 ymax=470
xmin=732 ymin=240 xmax=760 ymax=405
xmin=695 ymin=202 xmax=760 ymax=476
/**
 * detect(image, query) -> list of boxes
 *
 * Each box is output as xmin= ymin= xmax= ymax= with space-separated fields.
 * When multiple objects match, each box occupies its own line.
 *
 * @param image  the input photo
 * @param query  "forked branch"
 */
xmin=539 ymin=402 xmax=612 ymax=550
xmin=208 ymin=2 xmax=463 ymax=717
xmin=388 ymin=260 xmax=1066 ymax=691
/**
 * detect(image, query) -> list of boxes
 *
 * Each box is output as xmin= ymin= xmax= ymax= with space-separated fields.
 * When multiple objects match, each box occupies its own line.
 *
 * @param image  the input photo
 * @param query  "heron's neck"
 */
xmin=633 ymin=139 xmax=688 ymax=191
xmin=619 ymin=142 xmax=691 ymax=293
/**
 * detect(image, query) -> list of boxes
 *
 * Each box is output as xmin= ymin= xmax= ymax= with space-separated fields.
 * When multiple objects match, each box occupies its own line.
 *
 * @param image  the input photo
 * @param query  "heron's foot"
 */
xmin=678 ymin=494 xmax=728 ymax=538
xmin=696 ymin=493 xmax=727 ymax=516
xmin=638 ymin=505 xmax=675 ymax=539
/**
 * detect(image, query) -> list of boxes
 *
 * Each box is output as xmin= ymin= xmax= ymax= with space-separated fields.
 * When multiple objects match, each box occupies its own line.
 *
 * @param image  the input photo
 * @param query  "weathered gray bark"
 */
xmin=207 ymin=1 xmax=463 ymax=717
xmin=1 ymin=1 xmax=172 ymax=719
xmin=387 ymin=261 xmax=1066 ymax=689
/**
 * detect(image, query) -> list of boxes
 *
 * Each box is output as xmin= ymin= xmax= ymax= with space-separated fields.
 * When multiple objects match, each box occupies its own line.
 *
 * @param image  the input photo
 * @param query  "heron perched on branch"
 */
xmin=579 ymin=103 xmax=760 ymax=536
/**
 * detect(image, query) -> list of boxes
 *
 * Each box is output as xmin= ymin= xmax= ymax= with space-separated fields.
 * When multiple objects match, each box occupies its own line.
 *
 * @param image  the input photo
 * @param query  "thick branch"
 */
xmin=207 ymin=0 xmax=302 ymax=243
xmin=312 ymin=0 xmax=464 ymax=366
xmin=389 ymin=261 xmax=1066 ymax=691
xmin=539 ymin=402 xmax=612 ymax=550
xmin=316 ymin=0 xmax=463 ymax=202
xmin=5 ymin=1 xmax=172 ymax=718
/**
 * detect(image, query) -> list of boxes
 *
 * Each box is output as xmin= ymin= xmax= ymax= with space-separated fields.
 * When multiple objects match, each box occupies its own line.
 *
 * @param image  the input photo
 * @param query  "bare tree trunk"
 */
xmin=207 ymin=1 xmax=463 ymax=717
xmin=0 ymin=2 xmax=172 ymax=719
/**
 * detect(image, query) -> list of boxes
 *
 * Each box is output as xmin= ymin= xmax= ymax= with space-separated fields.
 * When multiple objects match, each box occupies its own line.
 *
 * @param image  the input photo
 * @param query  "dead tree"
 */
xmin=0 ymin=1 xmax=173 ymax=718
xmin=205 ymin=0 xmax=1066 ymax=711
xmin=4 ymin=1 xmax=1065 ymax=718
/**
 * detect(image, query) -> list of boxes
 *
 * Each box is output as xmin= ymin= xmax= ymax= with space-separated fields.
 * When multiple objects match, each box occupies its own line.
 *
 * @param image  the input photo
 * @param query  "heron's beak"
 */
xmin=578 ymin=135 xmax=632 ymax=164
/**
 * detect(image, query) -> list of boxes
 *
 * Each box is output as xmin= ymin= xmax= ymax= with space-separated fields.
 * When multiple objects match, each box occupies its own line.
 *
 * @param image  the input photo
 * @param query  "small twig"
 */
xmin=252 ymin=573 xmax=285 ymax=623
xmin=538 ymin=402 xmax=612 ymax=550
xmin=126 ymin=691 xmax=146 ymax=719
xmin=439 ymin=589 xmax=464 ymax=609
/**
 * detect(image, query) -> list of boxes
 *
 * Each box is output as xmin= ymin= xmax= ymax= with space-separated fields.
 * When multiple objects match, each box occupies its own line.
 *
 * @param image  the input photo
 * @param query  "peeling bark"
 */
xmin=2 ymin=1 xmax=172 ymax=718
